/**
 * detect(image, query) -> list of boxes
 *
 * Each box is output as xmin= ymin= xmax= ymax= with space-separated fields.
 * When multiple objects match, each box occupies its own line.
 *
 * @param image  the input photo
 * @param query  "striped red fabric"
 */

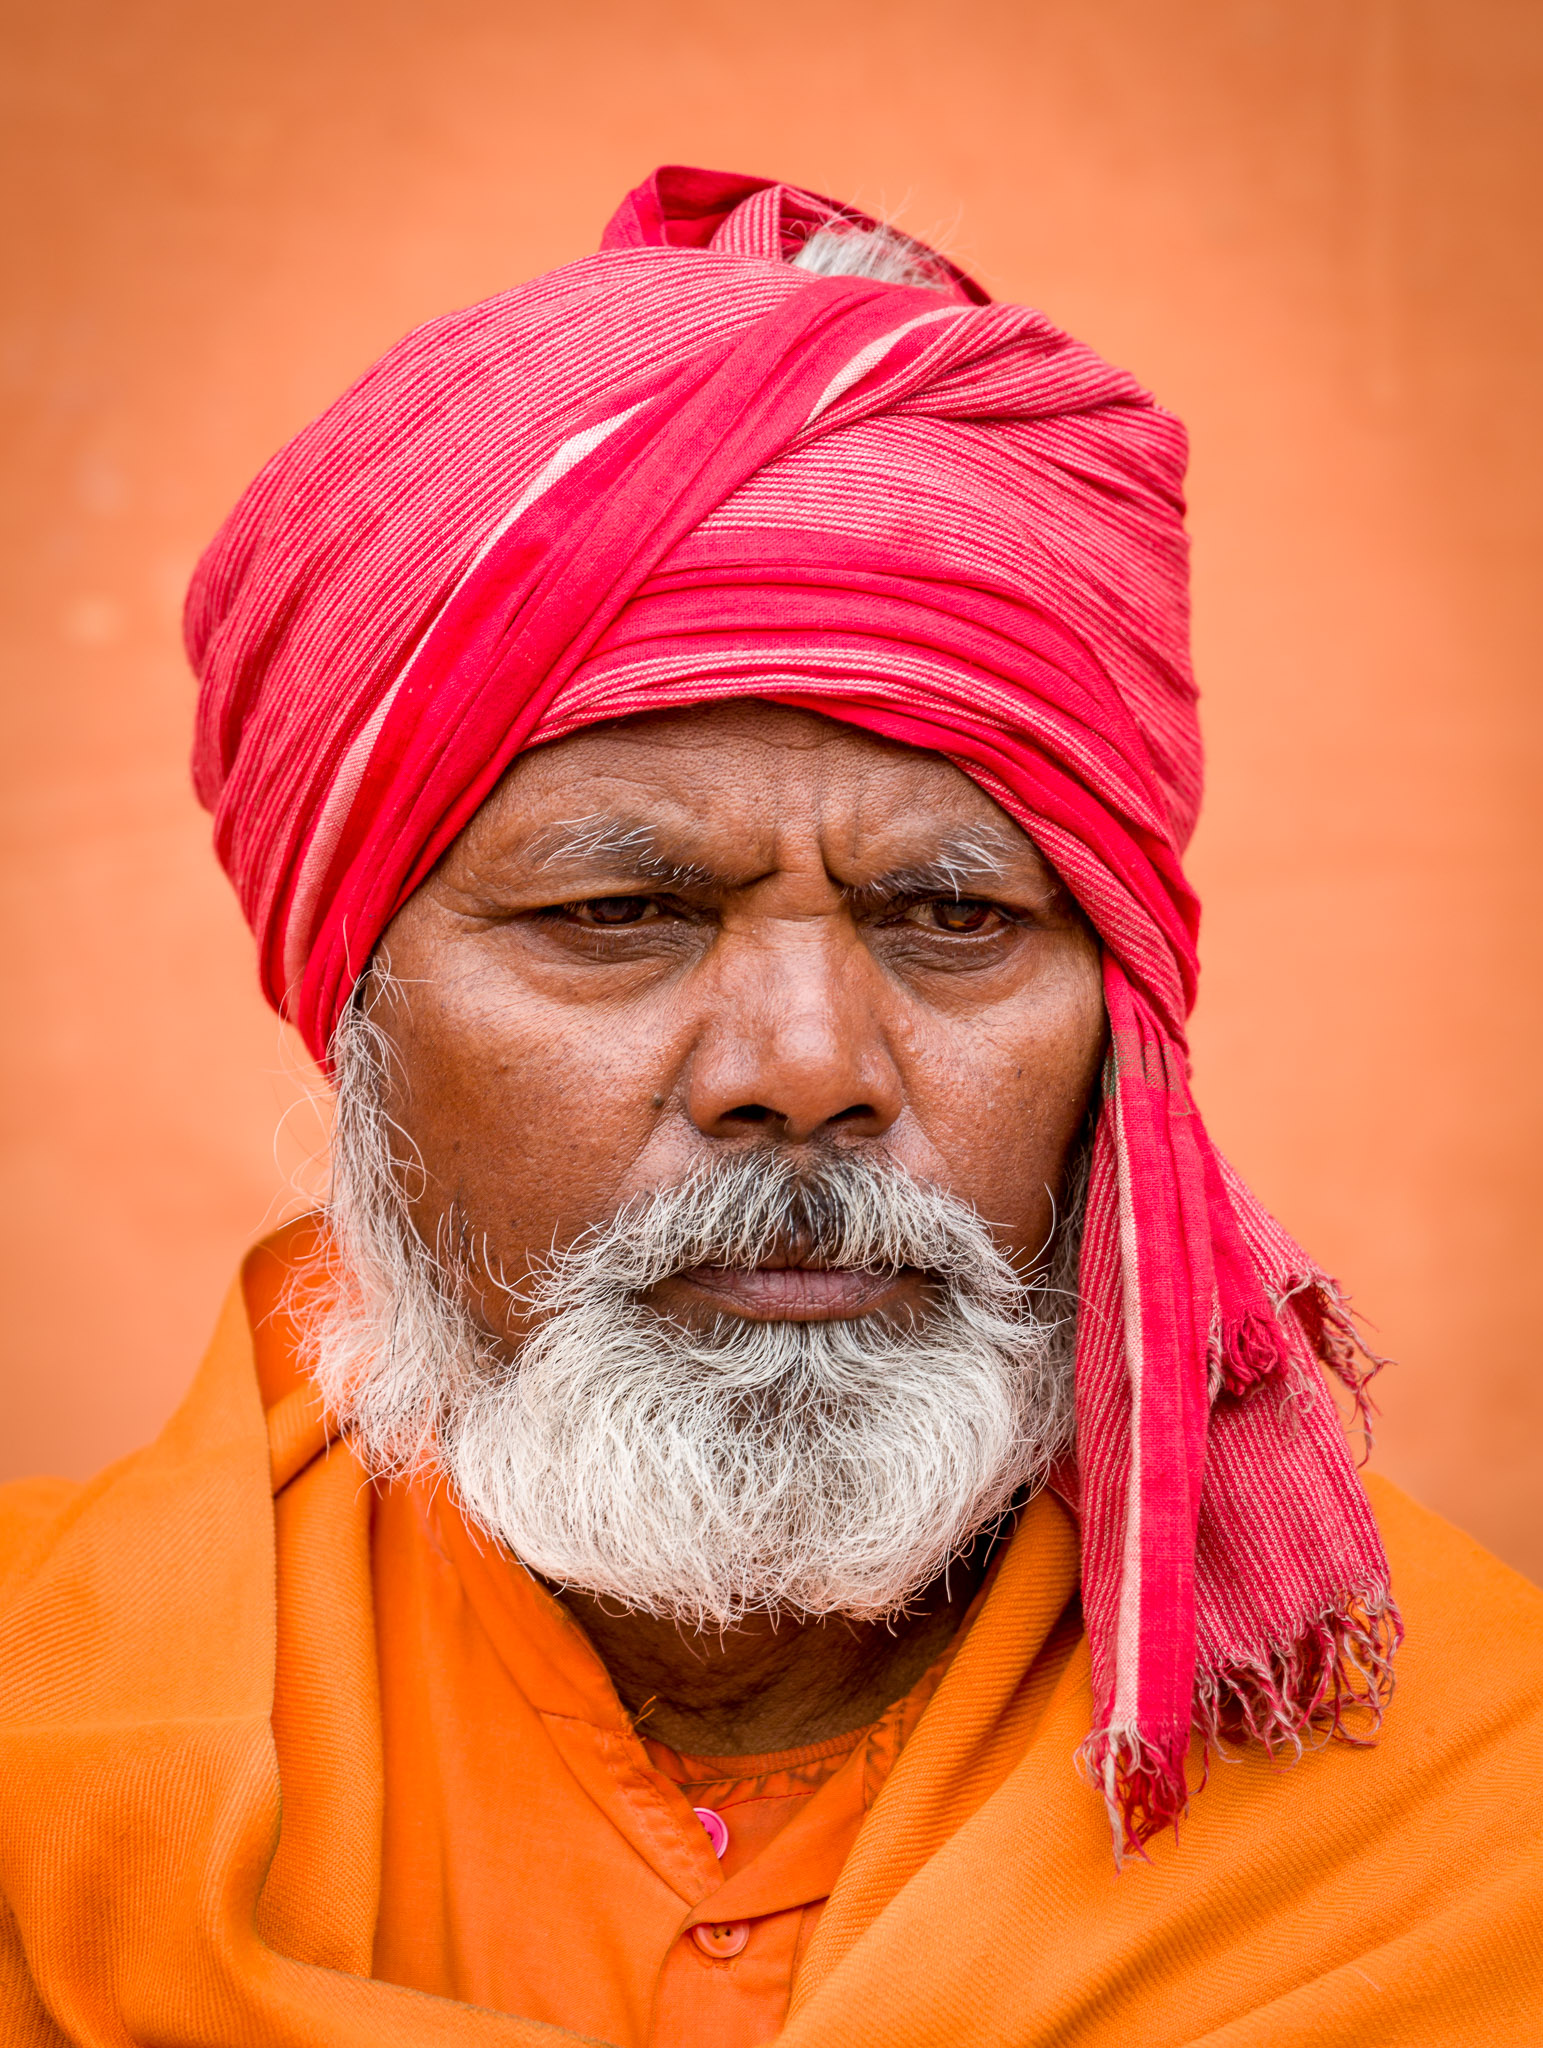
xmin=187 ymin=165 xmax=1397 ymax=1852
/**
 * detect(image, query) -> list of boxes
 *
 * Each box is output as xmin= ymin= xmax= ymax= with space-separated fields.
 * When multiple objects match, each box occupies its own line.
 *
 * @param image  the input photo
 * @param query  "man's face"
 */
xmin=374 ymin=699 xmax=1105 ymax=1342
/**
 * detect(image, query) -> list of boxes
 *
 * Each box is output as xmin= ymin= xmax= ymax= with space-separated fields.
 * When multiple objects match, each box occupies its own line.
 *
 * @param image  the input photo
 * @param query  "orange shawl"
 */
xmin=1 ymin=1247 xmax=1540 ymax=2046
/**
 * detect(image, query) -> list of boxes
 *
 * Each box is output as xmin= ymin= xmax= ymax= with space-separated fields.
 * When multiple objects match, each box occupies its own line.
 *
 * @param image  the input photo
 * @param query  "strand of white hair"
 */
xmin=790 ymin=220 xmax=959 ymax=294
xmin=306 ymin=964 xmax=1085 ymax=1629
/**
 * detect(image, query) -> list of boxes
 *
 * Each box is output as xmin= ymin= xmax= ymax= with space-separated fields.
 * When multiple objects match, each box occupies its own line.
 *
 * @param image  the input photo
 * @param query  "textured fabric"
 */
xmin=244 ymin=1228 xmax=995 ymax=2044
xmin=368 ymin=1484 xmax=965 ymax=2042
xmin=187 ymin=164 xmax=1392 ymax=1843
xmin=2 ymin=1234 xmax=1541 ymax=2047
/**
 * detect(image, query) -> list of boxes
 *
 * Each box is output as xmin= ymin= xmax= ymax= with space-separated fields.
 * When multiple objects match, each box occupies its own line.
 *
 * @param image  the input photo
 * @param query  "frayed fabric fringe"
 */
xmin=1282 ymin=1274 xmax=1391 ymax=1441
xmin=1196 ymin=1595 xmax=1404 ymax=1760
xmin=1076 ymin=1724 xmax=1193 ymax=1864
xmin=1215 ymin=1275 xmax=1389 ymax=1415
xmin=1079 ymin=1595 xmax=1404 ymax=1863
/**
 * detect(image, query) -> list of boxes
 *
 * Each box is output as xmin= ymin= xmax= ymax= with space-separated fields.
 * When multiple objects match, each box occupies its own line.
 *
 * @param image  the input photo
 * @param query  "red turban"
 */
xmin=188 ymin=165 xmax=1396 ymax=1851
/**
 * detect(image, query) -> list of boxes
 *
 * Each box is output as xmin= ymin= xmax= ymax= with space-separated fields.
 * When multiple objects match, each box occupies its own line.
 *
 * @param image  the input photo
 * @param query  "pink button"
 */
xmin=693 ymin=1806 xmax=729 ymax=1859
xmin=692 ymin=1919 xmax=750 ymax=1960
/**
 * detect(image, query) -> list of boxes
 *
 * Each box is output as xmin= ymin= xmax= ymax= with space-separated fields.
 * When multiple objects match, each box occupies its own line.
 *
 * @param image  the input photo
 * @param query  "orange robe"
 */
xmin=2 ymin=1221 xmax=1541 ymax=2046
xmin=368 ymin=1479 xmax=978 ymax=2041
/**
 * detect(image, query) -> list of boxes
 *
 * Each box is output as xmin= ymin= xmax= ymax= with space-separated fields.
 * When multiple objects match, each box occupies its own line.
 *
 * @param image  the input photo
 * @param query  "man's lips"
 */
xmin=650 ymin=1263 xmax=924 ymax=1323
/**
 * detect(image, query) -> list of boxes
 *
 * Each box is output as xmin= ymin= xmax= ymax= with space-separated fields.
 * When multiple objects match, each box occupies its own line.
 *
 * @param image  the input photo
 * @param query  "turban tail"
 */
xmin=188 ymin=167 xmax=1397 ymax=1853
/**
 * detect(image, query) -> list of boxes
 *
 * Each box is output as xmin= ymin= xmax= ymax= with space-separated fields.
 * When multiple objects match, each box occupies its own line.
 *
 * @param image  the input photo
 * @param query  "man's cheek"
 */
xmin=440 ymin=1034 xmax=669 ymax=1239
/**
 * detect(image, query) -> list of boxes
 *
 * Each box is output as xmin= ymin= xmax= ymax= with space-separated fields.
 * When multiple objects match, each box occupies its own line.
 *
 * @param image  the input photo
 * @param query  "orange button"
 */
xmin=692 ymin=1920 xmax=750 ymax=1960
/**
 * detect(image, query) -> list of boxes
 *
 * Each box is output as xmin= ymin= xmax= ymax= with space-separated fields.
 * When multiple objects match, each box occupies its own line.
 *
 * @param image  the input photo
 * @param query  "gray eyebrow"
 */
xmin=531 ymin=814 xmax=1023 ymax=904
xmin=847 ymin=828 xmax=1013 ymax=906
xmin=531 ymin=812 xmax=716 ymax=891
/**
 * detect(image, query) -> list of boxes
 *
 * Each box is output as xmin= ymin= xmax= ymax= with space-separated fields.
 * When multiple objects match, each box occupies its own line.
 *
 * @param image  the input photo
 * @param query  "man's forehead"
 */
xmin=478 ymin=706 xmax=1041 ymax=883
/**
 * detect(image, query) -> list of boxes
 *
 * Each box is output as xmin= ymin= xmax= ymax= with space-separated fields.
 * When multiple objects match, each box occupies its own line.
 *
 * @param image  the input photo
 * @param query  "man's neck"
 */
xmin=557 ymin=1557 xmax=987 ymax=1757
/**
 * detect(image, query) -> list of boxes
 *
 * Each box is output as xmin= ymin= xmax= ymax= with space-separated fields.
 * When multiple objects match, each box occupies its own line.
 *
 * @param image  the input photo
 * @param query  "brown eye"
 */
xmin=577 ymin=895 xmax=653 ymax=925
xmin=920 ymin=898 xmax=999 ymax=934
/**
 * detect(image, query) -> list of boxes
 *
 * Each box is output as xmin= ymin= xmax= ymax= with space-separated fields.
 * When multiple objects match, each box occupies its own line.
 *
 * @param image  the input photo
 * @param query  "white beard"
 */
xmin=308 ymin=978 xmax=1082 ymax=1629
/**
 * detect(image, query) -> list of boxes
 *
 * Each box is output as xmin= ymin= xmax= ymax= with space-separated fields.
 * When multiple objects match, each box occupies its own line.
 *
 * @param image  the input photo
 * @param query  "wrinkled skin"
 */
xmin=375 ymin=700 xmax=1105 ymax=1751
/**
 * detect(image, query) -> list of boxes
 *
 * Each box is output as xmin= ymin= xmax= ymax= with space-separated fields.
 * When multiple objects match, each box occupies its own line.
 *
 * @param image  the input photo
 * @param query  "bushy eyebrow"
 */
xmin=528 ymin=813 xmax=1034 ymax=905
xmin=531 ymin=813 xmax=717 ymax=892
xmin=845 ymin=828 xmax=1014 ymax=912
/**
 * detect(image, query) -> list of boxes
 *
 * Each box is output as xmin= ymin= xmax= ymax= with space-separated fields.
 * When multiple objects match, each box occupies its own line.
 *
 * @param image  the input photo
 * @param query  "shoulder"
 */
xmin=0 ymin=1477 xmax=83 ymax=1610
xmin=1368 ymin=1467 xmax=1543 ymax=1674
xmin=240 ymin=1211 xmax=332 ymax=1409
xmin=0 ymin=1218 xmax=329 ymax=1615
xmin=1360 ymin=1469 xmax=1543 ymax=1800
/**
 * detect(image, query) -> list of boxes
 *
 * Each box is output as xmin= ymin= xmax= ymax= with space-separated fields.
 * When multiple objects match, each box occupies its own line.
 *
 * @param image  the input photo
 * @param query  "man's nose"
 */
xmin=685 ymin=920 xmax=904 ymax=1144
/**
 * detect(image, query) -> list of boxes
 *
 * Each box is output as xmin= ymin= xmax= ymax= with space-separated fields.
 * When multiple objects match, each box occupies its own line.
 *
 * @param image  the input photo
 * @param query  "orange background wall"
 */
xmin=3 ymin=0 xmax=1539 ymax=1578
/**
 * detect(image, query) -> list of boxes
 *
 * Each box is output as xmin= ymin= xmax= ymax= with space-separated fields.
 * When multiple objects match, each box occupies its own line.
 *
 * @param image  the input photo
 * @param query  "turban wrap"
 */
xmin=188 ymin=165 xmax=1398 ymax=1852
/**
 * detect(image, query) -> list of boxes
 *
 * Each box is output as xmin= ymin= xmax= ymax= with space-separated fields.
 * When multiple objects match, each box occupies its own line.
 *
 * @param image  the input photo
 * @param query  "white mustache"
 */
xmin=311 ymin=970 xmax=1084 ymax=1628
xmin=526 ymin=1148 xmax=1040 ymax=1318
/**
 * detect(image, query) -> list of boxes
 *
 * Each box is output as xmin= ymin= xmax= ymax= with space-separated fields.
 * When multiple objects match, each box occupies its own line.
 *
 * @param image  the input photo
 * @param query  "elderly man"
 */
xmin=1 ymin=167 xmax=1539 ymax=2047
